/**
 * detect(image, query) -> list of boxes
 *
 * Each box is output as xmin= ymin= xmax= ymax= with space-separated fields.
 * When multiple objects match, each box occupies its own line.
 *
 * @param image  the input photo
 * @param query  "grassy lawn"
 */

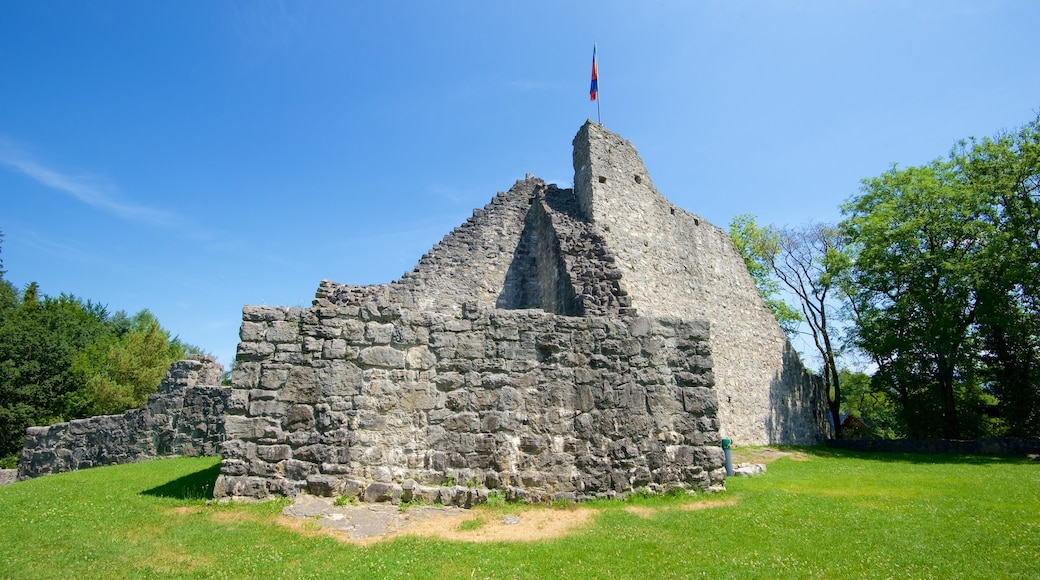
xmin=1 ymin=448 xmax=1037 ymax=578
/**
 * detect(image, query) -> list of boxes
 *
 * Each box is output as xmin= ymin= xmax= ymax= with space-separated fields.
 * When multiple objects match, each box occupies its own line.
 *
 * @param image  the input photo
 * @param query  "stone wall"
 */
xmin=318 ymin=178 xmax=631 ymax=320
xmin=572 ymin=122 xmax=828 ymax=445
xmin=17 ymin=355 xmax=228 ymax=480
xmin=215 ymin=303 xmax=724 ymax=503
xmin=217 ymin=121 xmax=828 ymax=503
xmin=827 ymin=437 xmax=1040 ymax=457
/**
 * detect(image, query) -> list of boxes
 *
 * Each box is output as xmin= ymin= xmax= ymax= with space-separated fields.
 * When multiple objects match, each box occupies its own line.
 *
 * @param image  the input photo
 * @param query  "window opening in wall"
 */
xmin=598 ymin=176 xmax=607 ymax=183
xmin=634 ymin=175 xmax=642 ymax=184
xmin=670 ymin=207 xmax=675 ymax=215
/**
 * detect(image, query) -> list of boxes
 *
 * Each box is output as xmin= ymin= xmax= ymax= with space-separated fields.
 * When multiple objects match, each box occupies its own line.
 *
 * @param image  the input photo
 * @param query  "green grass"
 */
xmin=1 ymin=449 xmax=1037 ymax=578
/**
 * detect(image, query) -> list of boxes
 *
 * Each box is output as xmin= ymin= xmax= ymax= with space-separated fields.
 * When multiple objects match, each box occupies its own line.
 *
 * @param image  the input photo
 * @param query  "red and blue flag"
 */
xmin=590 ymin=47 xmax=599 ymax=101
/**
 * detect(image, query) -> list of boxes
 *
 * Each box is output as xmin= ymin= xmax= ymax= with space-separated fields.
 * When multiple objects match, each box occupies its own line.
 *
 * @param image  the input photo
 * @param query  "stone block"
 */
xmin=306 ymin=474 xmax=340 ymax=497
xmin=213 ymin=475 xmax=269 ymax=499
xmin=239 ymin=321 xmax=266 ymax=342
xmin=405 ymin=346 xmax=437 ymax=370
xmin=285 ymin=459 xmax=318 ymax=481
xmin=256 ymin=444 xmax=292 ymax=462
xmin=225 ymin=416 xmax=283 ymax=441
xmin=359 ymin=346 xmax=406 ymax=368
xmin=365 ymin=322 xmax=395 ymax=344
xmin=284 ymin=405 xmax=316 ymax=431
xmin=248 ymin=400 xmax=288 ymax=417
xmin=259 ymin=367 xmax=290 ymax=390
xmin=281 ymin=366 xmax=321 ymax=404
xmin=682 ymin=387 xmax=718 ymax=414
xmin=267 ymin=320 xmax=300 ymax=343
xmin=362 ymin=481 xmax=399 ymax=503
xmin=242 ymin=306 xmax=285 ymax=322
xmin=302 ymin=336 xmax=324 ymax=353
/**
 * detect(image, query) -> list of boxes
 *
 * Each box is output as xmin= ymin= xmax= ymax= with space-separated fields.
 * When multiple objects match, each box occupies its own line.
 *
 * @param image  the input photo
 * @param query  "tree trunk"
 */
xmin=937 ymin=365 xmax=961 ymax=439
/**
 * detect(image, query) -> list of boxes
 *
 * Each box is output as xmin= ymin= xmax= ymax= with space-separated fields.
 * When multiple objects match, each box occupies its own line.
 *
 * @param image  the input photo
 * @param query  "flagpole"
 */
xmin=595 ymin=44 xmax=602 ymax=126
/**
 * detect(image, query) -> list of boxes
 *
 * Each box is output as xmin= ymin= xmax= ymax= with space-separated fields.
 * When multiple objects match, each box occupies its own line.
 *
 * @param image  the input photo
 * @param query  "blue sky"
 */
xmin=1 ymin=1 xmax=1038 ymax=369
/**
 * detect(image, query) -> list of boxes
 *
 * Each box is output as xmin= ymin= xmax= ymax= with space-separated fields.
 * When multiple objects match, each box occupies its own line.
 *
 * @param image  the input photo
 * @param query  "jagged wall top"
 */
xmin=313 ymin=121 xmax=826 ymax=444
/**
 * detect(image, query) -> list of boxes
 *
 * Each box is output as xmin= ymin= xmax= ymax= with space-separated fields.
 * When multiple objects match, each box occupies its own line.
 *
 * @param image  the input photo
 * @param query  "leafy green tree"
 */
xmin=729 ymin=215 xmax=802 ymax=335
xmin=771 ymin=223 xmax=848 ymax=438
xmin=0 ymin=231 xmax=202 ymax=460
xmin=843 ymin=159 xmax=989 ymax=438
xmin=957 ymin=121 xmax=1040 ymax=436
xmin=838 ymin=369 xmax=901 ymax=439
xmin=68 ymin=310 xmax=190 ymax=416
xmin=0 ymin=288 xmax=111 ymax=457
xmin=842 ymin=117 xmax=1040 ymax=438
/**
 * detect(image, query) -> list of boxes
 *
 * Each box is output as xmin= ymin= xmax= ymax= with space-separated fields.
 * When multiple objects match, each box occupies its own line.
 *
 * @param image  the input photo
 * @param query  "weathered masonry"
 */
xmin=214 ymin=122 xmax=828 ymax=503
xmin=18 ymin=356 xmax=228 ymax=480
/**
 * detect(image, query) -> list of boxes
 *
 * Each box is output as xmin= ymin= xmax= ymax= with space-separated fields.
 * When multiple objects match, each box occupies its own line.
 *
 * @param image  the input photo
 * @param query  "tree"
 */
xmin=0 ymin=236 xmax=203 ymax=460
xmin=0 ymin=289 xmax=111 ymax=457
xmin=68 ymin=310 xmax=190 ymax=416
xmin=958 ymin=119 xmax=1040 ymax=436
xmin=771 ymin=223 xmax=848 ymax=438
xmin=841 ymin=118 xmax=1040 ymax=438
xmin=729 ymin=215 xmax=802 ymax=335
xmin=731 ymin=216 xmax=848 ymax=437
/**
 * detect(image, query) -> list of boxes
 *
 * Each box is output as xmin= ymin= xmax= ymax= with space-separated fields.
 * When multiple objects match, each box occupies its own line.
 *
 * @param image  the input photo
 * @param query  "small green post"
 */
xmin=721 ymin=438 xmax=733 ymax=476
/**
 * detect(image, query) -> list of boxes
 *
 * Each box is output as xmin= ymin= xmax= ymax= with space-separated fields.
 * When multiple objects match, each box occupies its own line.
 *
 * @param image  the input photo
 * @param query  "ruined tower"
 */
xmin=213 ymin=122 xmax=827 ymax=503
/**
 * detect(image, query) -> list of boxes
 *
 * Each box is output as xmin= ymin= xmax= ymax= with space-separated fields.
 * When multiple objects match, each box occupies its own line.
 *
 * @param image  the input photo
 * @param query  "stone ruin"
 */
xmin=211 ymin=121 xmax=828 ymax=504
xmin=14 ymin=123 xmax=827 ymax=500
xmin=18 ymin=355 xmax=228 ymax=479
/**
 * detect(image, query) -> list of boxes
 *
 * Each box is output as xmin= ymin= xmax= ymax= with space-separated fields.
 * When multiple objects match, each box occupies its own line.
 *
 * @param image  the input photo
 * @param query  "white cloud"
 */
xmin=0 ymin=139 xmax=175 ymax=226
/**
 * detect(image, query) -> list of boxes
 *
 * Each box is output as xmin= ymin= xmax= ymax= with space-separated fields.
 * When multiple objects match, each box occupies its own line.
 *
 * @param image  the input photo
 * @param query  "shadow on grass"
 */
xmin=141 ymin=461 xmax=221 ymax=500
xmin=785 ymin=445 xmax=1039 ymax=466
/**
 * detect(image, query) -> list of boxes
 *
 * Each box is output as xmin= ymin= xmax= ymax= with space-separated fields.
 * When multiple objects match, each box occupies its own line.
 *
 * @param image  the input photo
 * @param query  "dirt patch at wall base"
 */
xmin=278 ymin=495 xmax=595 ymax=545
xmin=277 ymin=494 xmax=741 ymax=544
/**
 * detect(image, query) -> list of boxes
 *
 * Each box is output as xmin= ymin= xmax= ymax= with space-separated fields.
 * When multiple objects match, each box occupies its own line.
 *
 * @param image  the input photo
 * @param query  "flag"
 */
xmin=590 ymin=46 xmax=598 ymax=102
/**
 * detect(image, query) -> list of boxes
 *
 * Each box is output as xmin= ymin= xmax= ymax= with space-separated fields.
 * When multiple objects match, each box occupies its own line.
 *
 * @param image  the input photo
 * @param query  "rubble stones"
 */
xmin=18 ymin=355 xmax=228 ymax=480
xmin=214 ymin=307 xmax=726 ymax=501
xmin=215 ymin=122 xmax=828 ymax=503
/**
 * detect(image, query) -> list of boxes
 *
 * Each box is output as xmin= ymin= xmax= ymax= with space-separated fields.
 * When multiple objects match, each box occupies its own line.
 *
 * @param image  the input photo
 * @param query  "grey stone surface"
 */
xmin=732 ymin=463 xmax=767 ymax=477
xmin=17 ymin=355 xmax=228 ymax=480
xmin=216 ymin=307 xmax=724 ymax=502
xmin=282 ymin=495 xmax=468 ymax=540
xmin=216 ymin=121 xmax=828 ymax=502
xmin=0 ymin=470 xmax=15 ymax=486
xmin=571 ymin=122 xmax=827 ymax=445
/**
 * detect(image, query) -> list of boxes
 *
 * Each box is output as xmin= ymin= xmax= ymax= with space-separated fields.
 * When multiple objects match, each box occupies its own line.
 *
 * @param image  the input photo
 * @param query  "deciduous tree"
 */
xmin=841 ymin=117 xmax=1040 ymax=438
xmin=772 ymin=222 xmax=847 ymax=438
xmin=729 ymin=215 xmax=802 ymax=335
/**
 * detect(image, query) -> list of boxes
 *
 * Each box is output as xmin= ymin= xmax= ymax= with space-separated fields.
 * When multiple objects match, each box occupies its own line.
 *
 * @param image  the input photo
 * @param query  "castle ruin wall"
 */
xmin=215 ymin=303 xmax=724 ymax=503
xmin=18 ymin=355 xmax=228 ymax=480
xmin=572 ymin=122 xmax=828 ymax=444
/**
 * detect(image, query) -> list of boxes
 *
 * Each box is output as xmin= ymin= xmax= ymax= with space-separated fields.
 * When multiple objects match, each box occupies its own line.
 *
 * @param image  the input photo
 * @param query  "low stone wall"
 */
xmin=215 ymin=303 xmax=725 ymax=503
xmin=17 ymin=356 xmax=229 ymax=480
xmin=827 ymin=437 xmax=1040 ymax=457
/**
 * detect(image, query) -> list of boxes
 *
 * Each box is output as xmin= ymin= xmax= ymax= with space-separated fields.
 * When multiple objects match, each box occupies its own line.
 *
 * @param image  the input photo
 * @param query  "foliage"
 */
xmin=959 ymin=121 xmax=1040 ymax=436
xmin=730 ymin=216 xmax=848 ymax=437
xmin=838 ymin=369 xmax=901 ymax=439
xmin=0 ymin=237 xmax=199 ymax=459
xmin=66 ymin=310 xmax=190 ymax=417
xmin=841 ymin=117 xmax=1040 ymax=438
xmin=1 ymin=453 xmax=1037 ymax=578
xmin=728 ymin=215 xmax=802 ymax=335
xmin=0 ymin=288 xmax=111 ymax=458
